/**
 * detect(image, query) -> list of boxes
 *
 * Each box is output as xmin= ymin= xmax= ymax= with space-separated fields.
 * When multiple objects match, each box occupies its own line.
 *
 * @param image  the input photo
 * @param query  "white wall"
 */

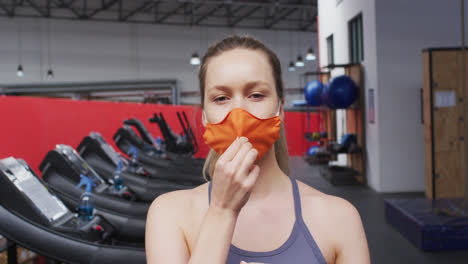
xmin=375 ymin=0 xmax=468 ymax=192
xmin=318 ymin=0 xmax=381 ymax=190
xmin=319 ymin=0 xmax=468 ymax=192
xmin=0 ymin=17 xmax=318 ymax=106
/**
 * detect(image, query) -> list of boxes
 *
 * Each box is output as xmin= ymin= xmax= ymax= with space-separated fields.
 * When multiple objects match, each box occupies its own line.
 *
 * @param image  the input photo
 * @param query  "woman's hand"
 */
xmin=210 ymin=136 xmax=260 ymax=215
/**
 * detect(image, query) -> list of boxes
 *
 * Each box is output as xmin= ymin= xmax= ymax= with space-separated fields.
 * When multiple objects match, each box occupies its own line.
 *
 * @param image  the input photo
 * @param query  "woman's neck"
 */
xmin=247 ymin=146 xmax=289 ymax=203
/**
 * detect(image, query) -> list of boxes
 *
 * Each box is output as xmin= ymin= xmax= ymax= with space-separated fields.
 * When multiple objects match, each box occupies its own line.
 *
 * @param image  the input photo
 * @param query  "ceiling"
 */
xmin=0 ymin=0 xmax=318 ymax=31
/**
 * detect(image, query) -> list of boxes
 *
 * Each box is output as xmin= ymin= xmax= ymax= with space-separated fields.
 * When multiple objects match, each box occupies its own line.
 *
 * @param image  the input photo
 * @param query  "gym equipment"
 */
xmin=385 ymin=198 xmax=468 ymax=251
xmin=127 ymin=114 xmax=205 ymax=168
xmin=149 ymin=111 xmax=199 ymax=156
xmin=305 ymin=146 xmax=332 ymax=165
xmin=113 ymin=126 xmax=205 ymax=185
xmin=322 ymin=75 xmax=358 ymax=109
xmin=0 ymin=157 xmax=145 ymax=263
xmin=320 ymin=165 xmax=360 ymax=185
xmin=307 ymin=146 xmax=321 ymax=156
xmin=304 ymin=80 xmax=325 ymax=107
xmin=77 ymin=132 xmax=198 ymax=195
xmin=312 ymin=132 xmax=321 ymax=141
xmin=328 ymin=133 xmax=360 ymax=154
xmin=40 ymin=145 xmax=148 ymax=242
xmin=149 ymin=111 xmax=206 ymax=167
xmin=320 ymin=131 xmax=328 ymax=138
xmin=124 ymin=117 xmax=159 ymax=148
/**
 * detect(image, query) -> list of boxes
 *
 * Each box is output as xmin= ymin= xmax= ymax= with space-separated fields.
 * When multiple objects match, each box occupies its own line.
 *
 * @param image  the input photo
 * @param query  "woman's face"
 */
xmin=203 ymin=48 xmax=282 ymax=125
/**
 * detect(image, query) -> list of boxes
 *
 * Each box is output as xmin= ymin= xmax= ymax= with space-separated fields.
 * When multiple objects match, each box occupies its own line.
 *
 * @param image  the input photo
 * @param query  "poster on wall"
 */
xmin=369 ymin=88 xmax=375 ymax=124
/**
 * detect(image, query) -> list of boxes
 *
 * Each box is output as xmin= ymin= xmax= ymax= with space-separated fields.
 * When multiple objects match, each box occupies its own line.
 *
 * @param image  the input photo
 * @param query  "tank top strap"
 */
xmin=288 ymin=176 xmax=303 ymax=222
xmin=208 ymin=180 xmax=212 ymax=204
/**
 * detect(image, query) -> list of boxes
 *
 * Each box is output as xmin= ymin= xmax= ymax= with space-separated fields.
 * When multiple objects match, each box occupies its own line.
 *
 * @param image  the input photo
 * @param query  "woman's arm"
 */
xmin=146 ymin=137 xmax=260 ymax=264
xmin=188 ymin=206 xmax=238 ymax=264
xmin=145 ymin=191 xmax=190 ymax=264
xmin=145 ymin=194 xmax=243 ymax=264
xmin=333 ymin=198 xmax=371 ymax=264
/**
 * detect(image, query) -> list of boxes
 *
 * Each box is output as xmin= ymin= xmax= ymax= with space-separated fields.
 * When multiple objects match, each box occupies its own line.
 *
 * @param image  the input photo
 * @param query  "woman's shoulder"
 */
xmin=149 ymin=182 xmax=210 ymax=210
xmin=147 ymin=182 xmax=211 ymax=225
xmin=296 ymin=180 xmax=360 ymax=218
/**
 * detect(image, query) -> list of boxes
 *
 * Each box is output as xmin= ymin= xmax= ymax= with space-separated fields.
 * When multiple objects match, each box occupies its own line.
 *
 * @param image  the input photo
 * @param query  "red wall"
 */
xmin=0 ymin=96 xmax=319 ymax=174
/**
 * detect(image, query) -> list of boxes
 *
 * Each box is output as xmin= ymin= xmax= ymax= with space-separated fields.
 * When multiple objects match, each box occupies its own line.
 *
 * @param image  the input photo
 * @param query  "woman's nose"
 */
xmin=231 ymin=97 xmax=247 ymax=111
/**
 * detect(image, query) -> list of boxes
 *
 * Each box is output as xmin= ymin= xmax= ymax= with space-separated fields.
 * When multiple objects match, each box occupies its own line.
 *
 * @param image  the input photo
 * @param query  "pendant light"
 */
xmin=306 ymin=48 xmax=316 ymax=61
xmin=16 ymin=20 xmax=24 ymax=77
xmin=17 ymin=64 xmax=24 ymax=77
xmin=295 ymin=31 xmax=304 ymax=67
xmin=190 ymin=53 xmax=200 ymax=65
xmin=189 ymin=5 xmax=201 ymax=66
xmin=46 ymin=19 xmax=54 ymax=79
xmin=47 ymin=69 xmax=54 ymax=78
xmin=288 ymin=22 xmax=295 ymax=72
xmin=295 ymin=56 xmax=305 ymax=67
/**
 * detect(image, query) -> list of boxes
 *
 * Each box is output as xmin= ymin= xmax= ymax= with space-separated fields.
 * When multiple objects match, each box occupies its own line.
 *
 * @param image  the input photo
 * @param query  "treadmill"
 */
xmin=113 ymin=125 xmax=205 ymax=185
xmin=77 ymin=132 xmax=198 ymax=194
xmin=40 ymin=145 xmax=149 ymax=243
xmin=0 ymin=157 xmax=145 ymax=263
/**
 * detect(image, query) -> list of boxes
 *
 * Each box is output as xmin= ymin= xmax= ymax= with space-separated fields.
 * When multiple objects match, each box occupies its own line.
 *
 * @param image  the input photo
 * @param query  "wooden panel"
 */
xmin=345 ymin=65 xmax=366 ymax=184
xmin=320 ymin=72 xmax=337 ymax=142
xmin=423 ymin=51 xmax=434 ymax=198
xmin=429 ymin=50 xmax=466 ymax=198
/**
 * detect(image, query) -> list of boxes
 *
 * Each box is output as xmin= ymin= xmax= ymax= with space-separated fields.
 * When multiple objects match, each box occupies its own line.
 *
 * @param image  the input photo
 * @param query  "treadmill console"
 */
xmin=55 ymin=145 xmax=106 ymax=187
xmin=0 ymin=157 xmax=115 ymax=243
xmin=88 ymin=132 xmax=147 ymax=177
xmin=51 ymin=145 xmax=135 ymax=200
xmin=89 ymin=132 xmax=121 ymax=167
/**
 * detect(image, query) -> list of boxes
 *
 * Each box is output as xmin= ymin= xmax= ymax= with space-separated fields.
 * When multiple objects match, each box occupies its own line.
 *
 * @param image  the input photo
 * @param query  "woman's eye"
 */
xmin=214 ymin=96 xmax=227 ymax=103
xmin=250 ymin=93 xmax=264 ymax=99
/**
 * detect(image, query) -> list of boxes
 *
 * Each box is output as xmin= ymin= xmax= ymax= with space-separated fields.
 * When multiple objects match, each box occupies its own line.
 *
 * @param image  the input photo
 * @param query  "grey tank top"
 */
xmin=208 ymin=176 xmax=327 ymax=264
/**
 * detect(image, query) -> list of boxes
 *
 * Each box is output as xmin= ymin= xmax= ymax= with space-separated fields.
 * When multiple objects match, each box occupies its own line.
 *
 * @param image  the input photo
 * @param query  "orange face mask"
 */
xmin=203 ymin=105 xmax=282 ymax=161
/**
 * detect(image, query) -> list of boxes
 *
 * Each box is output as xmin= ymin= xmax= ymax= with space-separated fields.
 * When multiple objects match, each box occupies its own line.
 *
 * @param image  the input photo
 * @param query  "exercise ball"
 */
xmin=304 ymin=80 xmax=325 ymax=106
xmin=322 ymin=75 xmax=358 ymax=109
xmin=307 ymin=146 xmax=321 ymax=156
xmin=320 ymin=131 xmax=328 ymax=139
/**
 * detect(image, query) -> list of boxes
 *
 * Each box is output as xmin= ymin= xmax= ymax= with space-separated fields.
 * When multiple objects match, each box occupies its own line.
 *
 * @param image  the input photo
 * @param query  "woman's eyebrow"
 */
xmin=208 ymin=81 xmax=270 ymax=94
xmin=207 ymin=85 xmax=231 ymax=95
xmin=245 ymin=81 xmax=270 ymax=89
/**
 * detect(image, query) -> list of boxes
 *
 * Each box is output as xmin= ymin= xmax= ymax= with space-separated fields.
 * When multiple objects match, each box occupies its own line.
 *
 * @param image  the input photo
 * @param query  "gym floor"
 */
xmin=289 ymin=157 xmax=468 ymax=264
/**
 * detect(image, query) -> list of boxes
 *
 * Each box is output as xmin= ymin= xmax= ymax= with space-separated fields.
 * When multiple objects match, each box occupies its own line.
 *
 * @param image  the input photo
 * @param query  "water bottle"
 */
xmin=127 ymin=146 xmax=139 ymax=168
xmin=112 ymin=160 xmax=124 ymax=191
xmin=76 ymin=174 xmax=95 ymax=224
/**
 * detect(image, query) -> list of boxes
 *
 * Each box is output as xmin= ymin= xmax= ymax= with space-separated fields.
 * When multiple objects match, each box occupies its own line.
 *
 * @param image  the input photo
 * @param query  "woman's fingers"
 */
xmin=229 ymin=140 xmax=253 ymax=170
xmin=243 ymin=164 xmax=260 ymax=189
xmin=237 ymin=148 xmax=258 ymax=180
xmin=219 ymin=137 xmax=248 ymax=163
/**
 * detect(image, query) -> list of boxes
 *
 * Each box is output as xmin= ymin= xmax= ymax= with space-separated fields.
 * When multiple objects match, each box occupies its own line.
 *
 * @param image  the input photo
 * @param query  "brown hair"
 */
xmin=199 ymin=34 xmax=289 ymax=180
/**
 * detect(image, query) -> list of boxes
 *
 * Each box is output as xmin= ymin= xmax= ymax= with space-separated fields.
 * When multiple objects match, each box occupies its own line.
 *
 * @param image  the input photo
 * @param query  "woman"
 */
xmin=145 ymin=34 xmax=370 ymax=264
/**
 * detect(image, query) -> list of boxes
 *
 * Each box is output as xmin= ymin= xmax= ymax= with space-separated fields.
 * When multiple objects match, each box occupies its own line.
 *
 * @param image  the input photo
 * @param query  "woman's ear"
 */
xmin=280 ymin=99 xmax=285 ymax=121
xmin=202 ymin=108 xmax=207 ymax=127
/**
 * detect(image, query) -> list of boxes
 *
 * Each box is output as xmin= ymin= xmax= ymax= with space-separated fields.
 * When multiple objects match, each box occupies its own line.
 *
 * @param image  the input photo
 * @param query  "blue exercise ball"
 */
xmin=304 ymin=80 xmax=325 ymax=107
xmin=307 ymin=146 xmax=321 ymax=156
xmin=320 ymin=131 xmax=328 ymax=138
xmin=323 ymin=75 xmax=359 ymax=109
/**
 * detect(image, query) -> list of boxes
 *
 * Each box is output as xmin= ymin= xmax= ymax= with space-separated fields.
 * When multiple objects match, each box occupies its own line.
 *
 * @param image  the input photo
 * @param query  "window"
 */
xmin=349 ymin=13 xmax=364 ymax=63
xmin=327 ymin=34 xmax=334 ymax=65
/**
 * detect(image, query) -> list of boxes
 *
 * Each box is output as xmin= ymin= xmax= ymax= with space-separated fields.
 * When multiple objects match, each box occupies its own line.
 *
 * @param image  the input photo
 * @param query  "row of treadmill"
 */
xmin=0 ymin=111 xmax=205 ymax=264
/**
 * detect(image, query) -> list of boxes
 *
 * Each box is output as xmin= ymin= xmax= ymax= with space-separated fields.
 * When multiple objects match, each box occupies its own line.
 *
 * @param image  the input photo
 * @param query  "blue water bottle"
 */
xmin=113 ymin=160 xmax=124 ymax=191
xmin=127 ymin=146 xmax=139 ymax=167
xmin=75 ymin=174 xmax=96 ymax=223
